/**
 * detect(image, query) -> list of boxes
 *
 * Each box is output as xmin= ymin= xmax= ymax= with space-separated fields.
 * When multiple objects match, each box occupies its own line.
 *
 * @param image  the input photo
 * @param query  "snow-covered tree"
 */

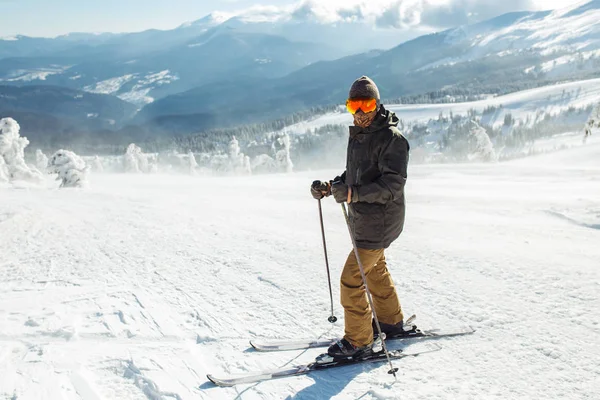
xmin=35 ymin=149 xmax=49 ymax=171
xmin=91 ymin=155 xmax=104 ymax=173
xmin=251 ymin=154 xmax=277 ymax=174
xmin=0 ymin=118 xmax=44 ymax=183
xmin=146 ymin=153 xmax=159 ymax=173
xmin=241 ymin=155 xmax=252 ymax=175
xmin=273 ymin=132 xmax=293 ymax=173
xmin=123 ymin=143 xmax=150 ymax=173
xmin=188 ymin=150 xmax=198 ymax=175
xmin=229 ymin=136 xmax=241 ymax=159
xmin=227 ymin=136 xmax=252 ymax=175
xmin=47 ymin=149 xmax=89 ymax=188
xmin=584 ymin=103 xmax=599 ymax=143
xmin=210 ymin=153 xmax=230 ymax=174
xmin=468 ymin=121 xmax=497 ymax=162
xmin=0 ymin=156 xmax=8 ymax=183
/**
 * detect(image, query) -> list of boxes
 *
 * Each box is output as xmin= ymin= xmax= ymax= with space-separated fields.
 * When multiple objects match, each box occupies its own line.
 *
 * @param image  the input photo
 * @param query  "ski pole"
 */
xmin=341 ymin=203 xmax=398 ymax=378
xmin=318 ymin=199 xmax=337 ymax=323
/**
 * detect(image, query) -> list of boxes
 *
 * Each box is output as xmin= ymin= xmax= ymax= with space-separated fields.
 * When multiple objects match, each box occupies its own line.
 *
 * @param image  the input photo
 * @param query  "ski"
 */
xmin=250 ymin=325 xmax=475 ymax=352
xmin=207 ymin=342 xmax=441 ymax=387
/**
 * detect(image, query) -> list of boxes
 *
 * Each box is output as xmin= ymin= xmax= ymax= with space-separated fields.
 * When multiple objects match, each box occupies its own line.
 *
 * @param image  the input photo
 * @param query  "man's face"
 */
xmin=353 ymin=109 xmax=377 ymax=128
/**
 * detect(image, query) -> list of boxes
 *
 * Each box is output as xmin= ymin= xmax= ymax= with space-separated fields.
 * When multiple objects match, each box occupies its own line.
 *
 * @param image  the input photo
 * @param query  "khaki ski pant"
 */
xmin=341 ymin=248 xmax=403 ymax=347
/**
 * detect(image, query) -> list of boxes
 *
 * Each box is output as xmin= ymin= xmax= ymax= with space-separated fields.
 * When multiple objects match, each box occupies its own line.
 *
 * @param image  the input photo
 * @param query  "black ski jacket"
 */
xmin=336 ymin=105 xmax=410 ymax=249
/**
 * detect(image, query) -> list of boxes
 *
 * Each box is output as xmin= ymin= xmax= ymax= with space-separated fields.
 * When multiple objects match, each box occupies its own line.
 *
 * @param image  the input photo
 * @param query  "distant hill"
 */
xmin=0 ymin=20 xmax=344 ymax=107
xmin=0 ymin=85 xmax=137 ymax=148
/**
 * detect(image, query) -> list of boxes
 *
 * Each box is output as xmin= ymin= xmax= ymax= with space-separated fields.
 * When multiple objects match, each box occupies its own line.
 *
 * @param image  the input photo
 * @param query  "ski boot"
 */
xmin=327 ymin=338 xmax=374 ymax=360
xmin=373 ymin=316 xmax=418 ymax=339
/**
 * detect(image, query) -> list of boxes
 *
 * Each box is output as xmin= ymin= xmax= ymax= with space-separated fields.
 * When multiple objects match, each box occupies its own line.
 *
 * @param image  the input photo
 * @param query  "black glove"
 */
xmin=331 ymin=181 xmax=351 ymax=203
xmin=310 ymin=180 xmax=331 ymax=200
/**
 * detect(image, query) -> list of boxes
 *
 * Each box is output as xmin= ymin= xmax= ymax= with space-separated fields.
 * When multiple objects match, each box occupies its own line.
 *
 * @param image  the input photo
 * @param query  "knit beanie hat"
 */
xmin=348 ymin=76 xmax=380 ymax=100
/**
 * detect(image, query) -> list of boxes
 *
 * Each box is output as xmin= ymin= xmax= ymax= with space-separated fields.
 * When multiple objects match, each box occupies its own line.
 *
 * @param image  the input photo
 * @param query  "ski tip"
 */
xmin=249 ymin=340 xmax=266 ymax=351
xmin=206 ymin=374 xmax=233 ymax=387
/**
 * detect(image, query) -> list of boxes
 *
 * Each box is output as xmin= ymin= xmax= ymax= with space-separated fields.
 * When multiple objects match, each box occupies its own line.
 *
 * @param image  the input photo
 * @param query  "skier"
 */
xmin=310 ymin=76 xmax=410 ymax=359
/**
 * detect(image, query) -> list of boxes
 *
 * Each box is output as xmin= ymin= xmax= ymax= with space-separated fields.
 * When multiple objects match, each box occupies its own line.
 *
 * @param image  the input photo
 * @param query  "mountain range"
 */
xmin=1 ymin=1 xmax=600 ymax=144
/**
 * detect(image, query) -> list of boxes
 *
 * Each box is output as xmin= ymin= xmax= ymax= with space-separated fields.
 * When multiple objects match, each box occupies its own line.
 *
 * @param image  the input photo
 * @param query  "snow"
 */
xmin=473 ymin=3 xmax=600 ymax=56
xmin=121 ymin=71 xmax=179 ymax=106
xmin=1 ymin=140 xmax=599 ymax=398
xmin=2 ymin=68 xmax=67 ymax=82
xmin=84 ymin=75 xmax=137 ymax=95
xmin=408 ymin=3 xmax=600 ymax=75
xmin=81 ymin=71 xmax=178 ymax=106
xmin=117 ymin=88 xmax=154 ymax=106
xmin=135 ymin=70 xmax=172 ymax=86
xmin=526 ymin=49 xmax=600 ymax=78
xmin=180 ymin=12 xmax=235 ymax=28
xmin=288 ymin=78 xmax=600 ymax=133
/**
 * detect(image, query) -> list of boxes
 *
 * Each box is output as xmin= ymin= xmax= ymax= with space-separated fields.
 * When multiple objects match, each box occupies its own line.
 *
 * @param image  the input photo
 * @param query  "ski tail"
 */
xmin=250 ymin=338 xmax=333 ymax=351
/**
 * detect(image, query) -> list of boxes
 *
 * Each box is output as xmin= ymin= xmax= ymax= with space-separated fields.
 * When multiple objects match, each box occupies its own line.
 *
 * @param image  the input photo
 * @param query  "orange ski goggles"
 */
xmin=346 ymin=98 xmax=377 ymax=114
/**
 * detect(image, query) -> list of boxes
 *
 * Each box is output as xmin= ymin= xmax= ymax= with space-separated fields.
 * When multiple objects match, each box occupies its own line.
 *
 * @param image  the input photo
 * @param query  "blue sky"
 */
xmin=1 ymin=0 xmax=284 ymax=37
xmin=0 ymin=0 xmax=585 ymax=37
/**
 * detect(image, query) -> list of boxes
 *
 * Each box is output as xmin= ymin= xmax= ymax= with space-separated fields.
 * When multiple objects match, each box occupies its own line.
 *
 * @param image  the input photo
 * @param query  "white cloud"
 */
xmin=418 ymin=0 xmax=539 ymax=28
xmin=531 ymin=0 xmax=585 ymax=9
xmin=216 ymin=0 xmax=587 ymax=30
xmin=236 ymin=0 xmax=531 ymax=24
xmin=375 ymin=1 xmax=425 ymax=29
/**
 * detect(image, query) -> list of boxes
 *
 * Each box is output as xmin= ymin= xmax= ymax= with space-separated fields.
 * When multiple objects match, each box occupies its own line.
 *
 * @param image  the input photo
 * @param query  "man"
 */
xmin=310 ymin=76 xmax=410 ymax=359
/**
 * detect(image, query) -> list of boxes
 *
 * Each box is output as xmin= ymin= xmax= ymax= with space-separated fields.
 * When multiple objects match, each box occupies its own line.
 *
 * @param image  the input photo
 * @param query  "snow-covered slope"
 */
xmin=417 ymin=0 xmax=600 ymax=75
xmin=1 ymin=146 xmax=599 ymax=398
xmin=288 ymin=77 xmax=600 ymax=133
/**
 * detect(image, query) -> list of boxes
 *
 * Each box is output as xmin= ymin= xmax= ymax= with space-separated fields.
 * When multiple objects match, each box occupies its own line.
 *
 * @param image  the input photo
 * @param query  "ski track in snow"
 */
xmin=1 ymin=145 xmax=600 ymax=399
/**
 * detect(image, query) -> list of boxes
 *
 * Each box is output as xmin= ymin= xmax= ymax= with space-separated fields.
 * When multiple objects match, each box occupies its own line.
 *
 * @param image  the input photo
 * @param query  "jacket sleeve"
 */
xmin=332 ymin=171 xmax=346 ymax=184
xmin=354 ymin=135 xmax=408 ymax=204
